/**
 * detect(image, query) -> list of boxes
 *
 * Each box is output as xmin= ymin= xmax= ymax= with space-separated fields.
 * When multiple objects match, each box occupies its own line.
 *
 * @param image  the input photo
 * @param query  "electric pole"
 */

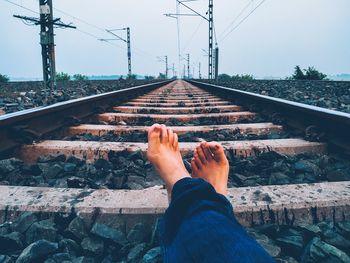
xmin=102 ymin=27 xmax=132 ymax=78
xmin=172 ymin=63 xmax=175 ymax=78
xmin=186 ymin=54 xmax=190 ymax=79
xmin=13 ymin=0 xmax=76 ymax=92
xmin=214 ymin=47 xmax=219 ymax=80
xmin=165 ymin=0 xmax=216 ymax=80
xmin=208 ymin=0 xmax=214 ymax=79
xmin=199 ymin=62 xmax=202 ymax=79
xmin=165 ymin=56 xmax=168 ymax=79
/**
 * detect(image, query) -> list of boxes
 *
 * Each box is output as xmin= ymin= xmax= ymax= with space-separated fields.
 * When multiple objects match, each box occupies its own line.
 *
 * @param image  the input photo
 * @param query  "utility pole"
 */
xmin=183 ymin=65 xmax=186 ymax=79
xmin=165 ymin=56 xmax=168 ymax=79
xmin=199 ymin=62 xmax=202 ymax=79
xmin=102 ymin=27 xmax=132 ymax=78
xmin=172 ymin=63 xmax=175 ymax=78
xmin=13 ymin=0 xmax=76 ymax=92
xmin=186 ymin=54 xmax=190 ymax=79
xmin=208 ymin=0 xmax=214 ymax=79
xmin=165 ymin=1 xmax=216 ymax=80
xmin=214 ymin=47 xmax=219 ymax=80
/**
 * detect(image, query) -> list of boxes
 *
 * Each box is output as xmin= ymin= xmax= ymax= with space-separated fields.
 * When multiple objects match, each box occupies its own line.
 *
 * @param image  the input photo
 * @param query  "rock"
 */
xmin=0 ymin=231 xmax=23 ymax=253
xmin=16 ymin=240 xmax=58 ymax=263
xmin=26 ymin=219 xmax=58 ymax=244
xmin=81 ymin=237 xmax=104 ymax=256
xmin=301 ymin=237 xmax=350 ymax=263
xmin=127 ymin=223 xmax=148 ymax=244
xmin=11 ymin=212 xmax=38 ymax=233
xmin=297 ymin=224 xmax=322 ymax=240
xmin=90 ymin=223 xmax=127 ymax=246
xmin=64 ymin=163 xmax=77 ymax=173
xmin=127 ymin=243 xmax=148 ymax=262
xmin=141 ymin=247 xmax=162 ymax=263
xmin=58 ymin=239 xmax=80 ymax=258
xmin=0 ymin=159 xmax=16 ymax=174
xmin=269 ymin=172 xmax=290 ymax=185
xmin=72 ymin=257 xmax=95 ymax=263
xmin=67 ymin=177 xmax=87 ymax=188
xmin=0 ymin=255 xmax=12 ymax=263
xmin=326 ymin=170 xmax=350 ymax=181
xmin=336 ymin=221 xmax=350 ymax=239
xmin=322 ymin=228 xmax=350 ymax=251
xmin=249 ymin=231 xmax=281 ymax=257
xmin=49 ymin=253 xmax=71 ymax=262
xmin=45 ymin=164 xmax=63 ymax=179
xmin=276 ymin=229 xmax=304 ymax=259
xmin=0 ymin=222 xmax=11 ymax=235
xmin=66 ymin=216 xmax=88 ymax=241
xmin=94 ymin=159 xmax=112 ymax=172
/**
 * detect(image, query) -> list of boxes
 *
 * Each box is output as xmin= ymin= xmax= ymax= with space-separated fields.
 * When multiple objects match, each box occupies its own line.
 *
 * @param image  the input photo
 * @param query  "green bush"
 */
xmin=0 ymin=74 xmax=9 ymax=82
xmin=231 ymin=74 xmax=254 ymax=80
xmin=291 ymin=65 xmax=327 ymax=80
xmin=73 ymin=74 xmax=88 ymax=81
xmin=56 ymin=72 xmax=71 ymax=81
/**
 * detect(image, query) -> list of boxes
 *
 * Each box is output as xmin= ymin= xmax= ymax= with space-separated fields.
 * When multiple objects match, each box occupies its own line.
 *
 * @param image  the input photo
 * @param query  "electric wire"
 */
xmin=219 ymin=0 xmax=266 ymax=43
xmin=217 ymin=0 xmax=254 ymax=40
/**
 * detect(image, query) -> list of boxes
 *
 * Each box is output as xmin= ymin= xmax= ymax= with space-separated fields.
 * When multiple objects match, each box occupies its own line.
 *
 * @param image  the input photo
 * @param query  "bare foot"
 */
xmin=147 ymin=124 xmax=190 ymax=199
xmin=191 ymin=141 xmax=229 ymax=196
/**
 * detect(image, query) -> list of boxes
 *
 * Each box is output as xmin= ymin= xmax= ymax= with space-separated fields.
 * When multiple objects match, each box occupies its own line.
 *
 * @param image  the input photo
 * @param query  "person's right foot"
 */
xmin=191 ymin=141 xmax=229 ymax=196
xmin=147 ymin=124 xmax=190 ymax=199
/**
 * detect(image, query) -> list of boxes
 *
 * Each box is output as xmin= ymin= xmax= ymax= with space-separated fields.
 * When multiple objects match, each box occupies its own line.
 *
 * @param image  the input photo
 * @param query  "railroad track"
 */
xmin=0 ymin=79 xmax=349 ymax=229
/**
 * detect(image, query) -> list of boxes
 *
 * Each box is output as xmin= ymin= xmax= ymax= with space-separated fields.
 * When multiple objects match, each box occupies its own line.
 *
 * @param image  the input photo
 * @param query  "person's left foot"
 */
xmin=147 ymin=124 xmax=190 ymax=199
xmin=191 ymin=141 xmax=229 ymax=196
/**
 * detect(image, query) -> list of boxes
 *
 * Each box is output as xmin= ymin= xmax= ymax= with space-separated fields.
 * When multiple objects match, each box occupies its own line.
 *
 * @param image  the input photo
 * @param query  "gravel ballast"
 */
xmin=0 ymin=212 xmax=349 ymax=262
xmin=199 ymin=79 xmax=350 ymax=113
xmin=0 ymin=79 xmax=158 ymax=114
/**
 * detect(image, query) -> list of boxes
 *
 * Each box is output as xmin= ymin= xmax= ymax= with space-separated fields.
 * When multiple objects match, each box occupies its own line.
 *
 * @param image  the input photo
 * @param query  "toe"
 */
xmin=148 ymin=124 xmax=161 ymax=141
xmin=194 ymin=152 xmax=203 ymax=169
xmin=196 ymin=145 xmax=207 ymax=164
xmin=208 ymin=142 xmax=227 ymax=163
xmin=167 ymin=128 xmax=175 ymax=146
xmin=173 ymin=133 xmax=179 ymax=149
xmin=191 ymin=158 xmax=199 ymax=177
xmin=160 ymin=124 xmax=168 ymax=144
xmin=201 ymin=142 xmax=214 ymax=162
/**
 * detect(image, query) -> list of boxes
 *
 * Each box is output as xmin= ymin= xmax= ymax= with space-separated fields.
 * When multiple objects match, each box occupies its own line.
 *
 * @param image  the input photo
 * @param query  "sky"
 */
xmin=0 ymin=0 xmax=349 ymax=79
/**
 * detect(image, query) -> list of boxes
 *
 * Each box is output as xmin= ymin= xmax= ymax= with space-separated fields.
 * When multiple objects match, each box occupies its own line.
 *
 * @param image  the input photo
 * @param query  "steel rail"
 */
xmin=0 ymin=80 xmax=171 ymax=157
xmin=189 ymin=80 xmax=350 ymax=154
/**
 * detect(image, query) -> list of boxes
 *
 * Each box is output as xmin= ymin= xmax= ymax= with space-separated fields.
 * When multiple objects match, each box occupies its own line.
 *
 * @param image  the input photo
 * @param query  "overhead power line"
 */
xmin=219 ymin=0 xmax=267 ymax=43
xmin=218 ymin=0 xmax=254 ymax=40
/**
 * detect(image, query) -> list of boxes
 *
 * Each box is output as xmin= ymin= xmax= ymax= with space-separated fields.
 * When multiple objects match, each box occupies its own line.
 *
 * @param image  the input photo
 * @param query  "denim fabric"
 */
xmin=159 ymin=177 xmax=275 ymax=263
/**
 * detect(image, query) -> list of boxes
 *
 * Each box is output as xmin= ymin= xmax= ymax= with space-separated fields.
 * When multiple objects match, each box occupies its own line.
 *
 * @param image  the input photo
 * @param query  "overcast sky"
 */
xmin=1 ymin=0 xmax=349 ymax=79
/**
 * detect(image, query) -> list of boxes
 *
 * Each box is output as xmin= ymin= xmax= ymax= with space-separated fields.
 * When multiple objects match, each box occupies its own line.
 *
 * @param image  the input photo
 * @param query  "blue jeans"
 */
xmin=159 ymin=178 xmax=275 ymax=263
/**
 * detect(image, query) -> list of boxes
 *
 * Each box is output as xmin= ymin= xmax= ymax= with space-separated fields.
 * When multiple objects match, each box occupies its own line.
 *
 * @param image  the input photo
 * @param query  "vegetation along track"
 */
xmin=0 ymin=80 xmax=350 ymax=262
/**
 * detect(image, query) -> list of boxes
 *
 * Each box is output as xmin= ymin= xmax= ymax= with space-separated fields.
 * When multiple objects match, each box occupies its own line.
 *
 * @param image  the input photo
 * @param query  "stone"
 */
xmin=16 ymin=240 xmax=58 ymax=263
xmin=336 ymin=221 xmax=350 ymax=239
xmin=67 ymin=177 xmax=87 ymax=188
xmin=26 ymin=219 xmax=58 ymax=244
xmin=297 ymin=224 xmax=322 ymax=239
xmin=0 ymin=255 xmax=12 ymax=263
xmin=127 ymin=243 xmax=148 ymax=262
xmin=0 ymin=223 xmax=11 ymax=235
xmin=45 ymin=164 xmax=63 ymax=179
xmin=249 ymin=232 xmax=281 ymax=258
xmin=64 ymin=163 xmax=77 ymax=173
xmin=0 ymin=159 xmax=16 ymax=174
xmin=49 ymin=253 xmax=71 ymax=262
xmin=11 ymin=212 xmax=38 ymax=233
xmin=276 ymin=230 xmax=304 ymax=259
xmin=141 ymin=247 xmax=162 ymax=263
xmin=90 ymin=223 xmax=127 ymax=246
xmin=322 ymin=228 xmax=350 ymax=251
xmin=81 ymin=237 xmax=104 ymax=256
xmin=58 ymin=239 xmax=80 ymax=258
xmin=72 ymin=257 xmax=95 ymax=263
xmin=66 ymin=217 xmax=88 ymax=241
xmin=127 ymin=223 xmax=148 ymax=244
xmin=301 ymin=237 xmax=350 ymax=263
xmin=0 ymin=231 xmax=23 ymax=253
xmin=269 ymin=172 xmax=290 ymax=185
